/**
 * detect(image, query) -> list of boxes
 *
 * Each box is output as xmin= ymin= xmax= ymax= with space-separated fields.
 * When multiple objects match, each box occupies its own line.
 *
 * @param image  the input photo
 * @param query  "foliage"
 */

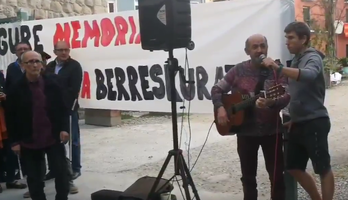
xmin=338 ymin=57 xmax=348 ymax=67
xmin=323 ymin=57 xmax=340 ymax=72
xmin=309 ymin=0 xmax=346 ymax=58
xmin=309 ymin=19 xmax=328 ymax=53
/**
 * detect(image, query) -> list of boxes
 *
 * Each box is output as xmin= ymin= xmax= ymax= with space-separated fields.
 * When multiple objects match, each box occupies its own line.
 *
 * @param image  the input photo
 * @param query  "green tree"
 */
xmin=311 ymin=0 xmax=346 ymax=58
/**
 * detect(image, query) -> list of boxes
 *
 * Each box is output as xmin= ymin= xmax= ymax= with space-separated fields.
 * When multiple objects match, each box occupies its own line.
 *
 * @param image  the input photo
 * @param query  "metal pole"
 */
xmin=69 ymin=99 xmax=78 ymax=161
xmin=283 ymin=114 xmax=298 ymax=200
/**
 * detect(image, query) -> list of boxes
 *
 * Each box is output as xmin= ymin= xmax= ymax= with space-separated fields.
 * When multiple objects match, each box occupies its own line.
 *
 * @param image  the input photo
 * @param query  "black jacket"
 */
xmin=6 ymin=74 xmax=70 ymax=145
xmin=45 ymin=58 xmax=83 ymax=111
xmin=0 ymin=71 xmax=5 ymax=91
xmin=5 ymin=61 xmax=23 ymax=93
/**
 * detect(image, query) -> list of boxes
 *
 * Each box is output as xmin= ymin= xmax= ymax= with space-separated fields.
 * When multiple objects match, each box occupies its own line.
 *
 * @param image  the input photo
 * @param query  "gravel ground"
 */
xmin=119 ymin=81 xmax=348 ymax=199
xmin=297 ymin=163 xmax=348 ymax=200
xmin=3 ymin=82 xmax=348 ymax=200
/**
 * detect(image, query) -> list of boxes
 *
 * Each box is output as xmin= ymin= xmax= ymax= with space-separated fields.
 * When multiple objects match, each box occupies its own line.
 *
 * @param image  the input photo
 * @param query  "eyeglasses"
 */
xmin=55 ymin=48 xmax=70 ymax=52
xmin=23 ymin=60 xmax=43 ymax=65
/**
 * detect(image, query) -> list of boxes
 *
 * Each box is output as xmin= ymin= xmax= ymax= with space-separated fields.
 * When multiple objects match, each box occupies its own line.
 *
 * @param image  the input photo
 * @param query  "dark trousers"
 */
xmin=71 ymin=111 xmax=81 ymax=173
xmin=237 ymin=135 xmax=285 ymax=200
xmin=21 ymin=142 xmax=69 ymax=200
xmin=286 ymin=117 xmax=331 ymax=175
xmin=47 ymin=111 xmax=81 ymax=174
xmin=0 ymin=139 xmax=17 ymax=183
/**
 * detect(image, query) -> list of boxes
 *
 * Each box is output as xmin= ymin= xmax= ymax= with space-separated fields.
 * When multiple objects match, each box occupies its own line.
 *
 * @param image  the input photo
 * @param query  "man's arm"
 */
xmin=67 ymin=61 xmax=83 ymax=108
xmin=5 ymin=65 xmax=12 ymax=92
xmin=211 ymin=66 xmax=237 ymax=110
xmin=55 ymin=82 xmax=70 ymax=133
xmin=274 ymin=55 xmax=322 ymax=82
xmin=5 ymin=89 xmax=20 ymax=145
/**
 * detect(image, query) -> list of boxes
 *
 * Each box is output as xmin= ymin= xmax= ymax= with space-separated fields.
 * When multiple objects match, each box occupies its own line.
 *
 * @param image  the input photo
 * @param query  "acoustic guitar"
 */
xmin=214 ymin=84 xmax=285 ymax=136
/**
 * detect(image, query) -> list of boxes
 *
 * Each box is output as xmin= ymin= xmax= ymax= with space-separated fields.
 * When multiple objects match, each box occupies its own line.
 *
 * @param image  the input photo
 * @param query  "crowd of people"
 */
xmin=0 ymin=41 xmax=83 ymax=200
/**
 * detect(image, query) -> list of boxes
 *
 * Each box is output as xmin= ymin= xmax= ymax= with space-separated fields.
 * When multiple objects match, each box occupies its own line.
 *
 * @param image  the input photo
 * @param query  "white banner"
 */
xmin=0 ymin=0 xmax=294 ymax=113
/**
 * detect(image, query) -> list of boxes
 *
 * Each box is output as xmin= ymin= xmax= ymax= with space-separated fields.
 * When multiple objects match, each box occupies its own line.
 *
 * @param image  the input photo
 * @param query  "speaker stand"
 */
xmin=147 ymin=49 xmax=200 ymax=200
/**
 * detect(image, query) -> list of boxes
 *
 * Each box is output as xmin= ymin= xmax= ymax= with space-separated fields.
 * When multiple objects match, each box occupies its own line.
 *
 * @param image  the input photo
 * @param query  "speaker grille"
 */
xmin=138 ymin=0 xmax=192 ymax=51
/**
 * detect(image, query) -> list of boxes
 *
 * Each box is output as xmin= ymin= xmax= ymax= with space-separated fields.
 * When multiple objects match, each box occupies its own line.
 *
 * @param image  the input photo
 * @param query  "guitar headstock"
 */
xmin=263 ymin=84 xmax=285 ymax=99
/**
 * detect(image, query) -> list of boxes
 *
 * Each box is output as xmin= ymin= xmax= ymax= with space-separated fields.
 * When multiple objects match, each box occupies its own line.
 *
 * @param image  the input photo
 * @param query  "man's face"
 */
xmin=15 ymin=43 xmax=30 ymax=58
xmin=21 ymin=52 xmax=43 ymax=77
xmin=285 ymin=31 xmax=306 ymax=54
xmin=245 ymin=37 xmax=268 ymax=64
xmin=54 ymin=42 xmax=70 ymax=61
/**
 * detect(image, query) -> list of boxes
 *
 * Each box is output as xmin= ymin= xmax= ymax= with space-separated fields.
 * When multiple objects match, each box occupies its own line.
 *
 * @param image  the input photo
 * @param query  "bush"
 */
xmin=338 ymin=57 xmax=348 ymax=67
xmin=323 ymin=57 xmax=340 ymax=73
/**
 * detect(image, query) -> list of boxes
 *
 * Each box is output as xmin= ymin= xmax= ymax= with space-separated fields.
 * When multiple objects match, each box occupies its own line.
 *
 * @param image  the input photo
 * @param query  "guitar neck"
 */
xmin=233 ymin=93 xmax=262 ymax=112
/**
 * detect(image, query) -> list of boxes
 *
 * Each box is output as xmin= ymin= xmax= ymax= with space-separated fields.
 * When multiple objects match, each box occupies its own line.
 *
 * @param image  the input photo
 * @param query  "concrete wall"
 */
xmin=0 ymin=0 xmax=108 ymax=20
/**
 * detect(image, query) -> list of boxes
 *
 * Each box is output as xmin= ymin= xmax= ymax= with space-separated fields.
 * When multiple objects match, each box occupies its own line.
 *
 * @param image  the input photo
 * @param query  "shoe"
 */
xmin=15 ymin=172 xmax=21 ymax=180
xmin=6 ymin=181 xmax=27 ymax=189
xmin=69 ymin=183 xmax=79 ymax=194
xmin=0 ymin=185 xmax=3 ymax=193
xmin=23 ymin=191 xmax=30 ymax=198
xmin=72 ymin=172 xmax=81 ymax=180
xmin=44 ymin=171 xmax=54 ymax=181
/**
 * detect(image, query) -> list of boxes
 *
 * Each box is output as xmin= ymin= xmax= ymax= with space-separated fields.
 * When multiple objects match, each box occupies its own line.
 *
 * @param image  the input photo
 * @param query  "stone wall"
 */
xmin=0 ymin=0 xmax=108 ymax=19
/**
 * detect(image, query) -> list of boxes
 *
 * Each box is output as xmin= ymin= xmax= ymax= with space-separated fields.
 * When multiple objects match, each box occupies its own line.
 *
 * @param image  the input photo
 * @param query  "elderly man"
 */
xmin=211 ymin=34 xmax=289 ymax=200
xmin=6 ymin=51 xmax=70 ymax=200
xmin=4 ymin=41 xmax=31 ymax=184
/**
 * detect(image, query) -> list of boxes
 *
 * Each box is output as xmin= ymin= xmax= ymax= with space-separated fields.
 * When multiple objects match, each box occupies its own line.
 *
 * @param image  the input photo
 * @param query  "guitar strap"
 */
xmin=241 ymin=68 xmax=270 ymax=125
xmin=254 ymin=68 xmax=270 ymax=95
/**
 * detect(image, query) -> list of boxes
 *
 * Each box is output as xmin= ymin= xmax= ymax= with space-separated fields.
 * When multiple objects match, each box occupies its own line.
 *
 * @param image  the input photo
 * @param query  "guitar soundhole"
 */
xmin=229 ymin=106 xmax=236 ymax=115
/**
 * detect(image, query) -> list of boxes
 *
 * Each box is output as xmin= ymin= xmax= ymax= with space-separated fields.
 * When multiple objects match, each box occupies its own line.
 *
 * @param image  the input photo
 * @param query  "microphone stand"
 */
xmin=146 ymin=48 xmax=200 ymax=200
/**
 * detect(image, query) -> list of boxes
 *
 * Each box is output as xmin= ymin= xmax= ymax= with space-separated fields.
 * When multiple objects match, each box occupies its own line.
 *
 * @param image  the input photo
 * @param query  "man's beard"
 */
xmin=251 ymin=57 xmax=262 ymax=66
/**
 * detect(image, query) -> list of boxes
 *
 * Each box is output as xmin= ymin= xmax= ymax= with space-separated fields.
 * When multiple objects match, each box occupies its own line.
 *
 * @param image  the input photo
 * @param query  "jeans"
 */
xmin=237 ymin=135 xmax=285 ymax=200
xmin=22 ymin=142 xmax=69 ymax=200
xmin=71 ymin=111 xmax=81 ymax=173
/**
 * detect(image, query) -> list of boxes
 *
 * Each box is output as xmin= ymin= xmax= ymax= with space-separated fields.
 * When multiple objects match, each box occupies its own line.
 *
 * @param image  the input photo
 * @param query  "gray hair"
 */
xmin=20 ymin=51 xmax=42 ymax=63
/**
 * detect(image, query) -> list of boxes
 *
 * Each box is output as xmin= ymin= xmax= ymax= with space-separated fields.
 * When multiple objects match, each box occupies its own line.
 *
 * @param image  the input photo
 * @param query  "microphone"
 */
xmin=259 ymin=54 xmax=266 ymax=62
xmin=258 ymin=54 xmax=271 ymax=71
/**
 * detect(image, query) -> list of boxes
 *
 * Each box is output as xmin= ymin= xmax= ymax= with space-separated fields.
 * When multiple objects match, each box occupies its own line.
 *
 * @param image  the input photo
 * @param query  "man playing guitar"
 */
xmin=211 ymin=34 xmax=290 ymax=200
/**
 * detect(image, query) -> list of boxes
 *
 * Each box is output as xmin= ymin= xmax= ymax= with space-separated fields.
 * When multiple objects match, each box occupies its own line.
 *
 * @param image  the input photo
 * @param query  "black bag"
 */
xmin=120 ymin=176 xmax=174 ymax=200
xmin=91 ymin=189 xmax=123 ymax=200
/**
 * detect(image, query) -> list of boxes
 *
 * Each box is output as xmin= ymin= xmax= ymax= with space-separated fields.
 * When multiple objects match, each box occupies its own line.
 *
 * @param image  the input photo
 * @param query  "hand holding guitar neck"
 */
xmin=256 ymin=97 xmax=275 ymax=109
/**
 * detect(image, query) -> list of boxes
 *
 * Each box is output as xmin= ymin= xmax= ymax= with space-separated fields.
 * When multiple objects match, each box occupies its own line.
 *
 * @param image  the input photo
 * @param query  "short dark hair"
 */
xmin=15 ymin=41 xmax=32 ymax=50
xmin=284 ymin=22 xmax=311 ymax=45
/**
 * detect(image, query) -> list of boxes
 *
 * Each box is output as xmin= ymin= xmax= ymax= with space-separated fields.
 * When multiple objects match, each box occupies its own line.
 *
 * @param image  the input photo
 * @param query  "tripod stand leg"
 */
xmin=147 ymin=153 xmax=173 ymax=200
xmin=180 ymin=155 xmax=201 ymax=200
xmin=177 ymin=155 xmax=192 ymax=200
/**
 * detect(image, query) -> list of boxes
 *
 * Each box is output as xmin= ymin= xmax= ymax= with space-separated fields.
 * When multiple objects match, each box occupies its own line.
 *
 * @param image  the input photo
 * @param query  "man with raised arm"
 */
xmin=261 ymin=22 xmax=334 ymax=200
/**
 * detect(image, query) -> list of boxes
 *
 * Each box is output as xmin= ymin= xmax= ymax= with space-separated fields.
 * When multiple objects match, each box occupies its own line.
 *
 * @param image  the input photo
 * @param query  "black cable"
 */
xmin=189 ymin=121 xmax=214 ymax=172
xmin=182 ymin=47 xmax=212 ymax=172
xmin=184 ymin=49 xmax=192 ymax=168
xmin=179 ymin=48 xmax=189 ymax=150
xmin=178 ymin=48 xmax=213 ymax=173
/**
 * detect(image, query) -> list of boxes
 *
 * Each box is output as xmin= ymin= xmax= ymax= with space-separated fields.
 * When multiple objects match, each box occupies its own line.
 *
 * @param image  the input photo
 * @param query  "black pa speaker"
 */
xmin=91 ymin=189 xmax=123 ymax=200
xmin=138 ymin=0 xmax=192 ymax=51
